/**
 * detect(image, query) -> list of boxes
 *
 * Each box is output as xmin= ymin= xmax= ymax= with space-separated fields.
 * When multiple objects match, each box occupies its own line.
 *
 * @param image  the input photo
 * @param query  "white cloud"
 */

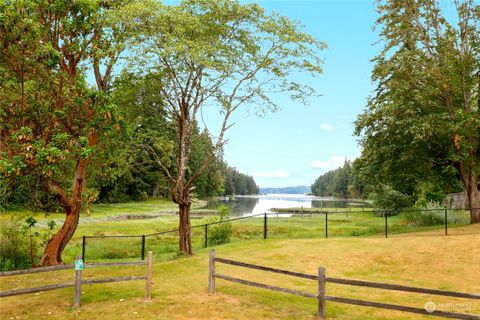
xmin=330 ymin=156 xmax=346 ymax=167
xmin=251 ymin=171 xmax=289 ymax=178
xmin=310 ymin=160 xmax=331 ymax=169
xmin=320 ymin=123 xmax=335 ymax=132
xmin=310 ymin=156 xmax=346 ymax=170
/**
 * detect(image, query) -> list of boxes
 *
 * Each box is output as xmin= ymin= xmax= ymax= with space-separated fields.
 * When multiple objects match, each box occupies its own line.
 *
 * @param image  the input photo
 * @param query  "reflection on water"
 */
xmin=206 ymin=194 xmax=370 ymax=216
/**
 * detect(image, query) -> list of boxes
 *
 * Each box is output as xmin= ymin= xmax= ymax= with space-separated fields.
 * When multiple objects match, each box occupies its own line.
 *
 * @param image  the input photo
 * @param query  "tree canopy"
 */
xmin=0 ymin=0 xmax=129 ymax=264
xmin=127 ymin=0 xmax=325 ymax=254
xmin=354 ymin=0 xmax=480 ymax=223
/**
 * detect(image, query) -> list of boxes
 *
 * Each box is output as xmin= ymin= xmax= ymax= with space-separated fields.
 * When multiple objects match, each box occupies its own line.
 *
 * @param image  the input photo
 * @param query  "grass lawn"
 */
xmin=1 ymin=224 xmax=479 ymax=320
xmin=1 ymin=199 xmax=473 ymax=263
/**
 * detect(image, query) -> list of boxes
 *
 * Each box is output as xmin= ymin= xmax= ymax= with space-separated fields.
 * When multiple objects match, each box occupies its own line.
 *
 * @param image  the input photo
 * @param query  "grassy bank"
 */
xmin=1 ymin=225 xmax=479 ymax=319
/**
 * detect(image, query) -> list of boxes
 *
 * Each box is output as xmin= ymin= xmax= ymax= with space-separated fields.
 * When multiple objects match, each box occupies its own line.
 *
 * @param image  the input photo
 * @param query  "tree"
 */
xmin=330 ymin=161 xmax=353 ymax=200
xmin=223 ymin=167 xmax=258 ymax=196
xmin=132 ymin=0 xmax=325 ymax=254
xmin=311 ymin=161 xmax=359 ymax=199
xmin=311 ymin=169 xmax=337 ymax=197
xmin=355 ymin=0 xmax=480 ymax=223
xmin=0 ymin=0 xmax=129 ymax=265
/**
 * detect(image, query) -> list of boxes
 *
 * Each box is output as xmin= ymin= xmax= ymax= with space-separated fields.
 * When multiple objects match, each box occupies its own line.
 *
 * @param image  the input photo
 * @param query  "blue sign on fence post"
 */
xmin=75 ymin=259 xmax=84 ymax=271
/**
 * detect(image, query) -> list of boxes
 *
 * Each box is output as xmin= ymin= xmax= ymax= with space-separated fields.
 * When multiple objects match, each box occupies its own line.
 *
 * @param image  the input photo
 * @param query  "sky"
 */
xmin=89 ymin=0 xmax=382 ymax=189
xmin=203 ymin=0 xmax=381 ymax=188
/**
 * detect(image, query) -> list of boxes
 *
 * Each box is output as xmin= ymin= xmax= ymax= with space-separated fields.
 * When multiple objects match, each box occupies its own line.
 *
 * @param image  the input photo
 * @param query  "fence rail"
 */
xmin=0 ymin=251 xmax=154 ymax=307
xmin=209 ymin=250 xmax=480 ymax=320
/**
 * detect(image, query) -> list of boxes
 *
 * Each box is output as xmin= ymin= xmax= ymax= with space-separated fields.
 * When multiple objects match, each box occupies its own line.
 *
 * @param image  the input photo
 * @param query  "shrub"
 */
xmin=207 ymin=205 xmax=232 ymax=246
xmin=403 ymin=201 xmax=469 ymax=226
xmin=0 ymin=217 xmax=31 ymax=271
xmin=370 ymin=186 xmax=411 ymax=215
xmin=0 ymin=215 xmax=57 ymax=271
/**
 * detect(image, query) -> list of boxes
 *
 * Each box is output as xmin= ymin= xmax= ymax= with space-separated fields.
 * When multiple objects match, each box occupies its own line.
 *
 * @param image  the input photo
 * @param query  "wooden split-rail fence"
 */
xmin=0 ymin=251 xmax=154 ymax=307
xmin=208 ymin=250 xmax=480 ymax=320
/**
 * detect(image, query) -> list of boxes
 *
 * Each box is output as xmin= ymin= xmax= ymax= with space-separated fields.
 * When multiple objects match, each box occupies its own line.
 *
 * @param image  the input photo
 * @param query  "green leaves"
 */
xmin=355 ymin=0 xmax=480 ymax=204
xmin=0 ymin=0 xmax=129 ymax=208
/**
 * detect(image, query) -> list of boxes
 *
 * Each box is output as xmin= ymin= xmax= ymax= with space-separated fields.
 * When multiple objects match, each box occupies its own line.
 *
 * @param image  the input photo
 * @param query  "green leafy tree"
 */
xmin=130 ymin=0 xmax=325 ymax=254
xmin=0 ymin=0 xmax=129 ymax=265
xmin=311 ymin=170 xmax=337 ymax=197
xmin=311 ymin=161 xmax=359 ymax=198
xmin=355 ymin=0 xmax=480 ymax=223
xmin=331 ymin=161 xmax=353 ymax=199
xmin=223 ymin=167 xmax=258 ymax=196
xmin=103 ymin=71 xmax=227 ymax=201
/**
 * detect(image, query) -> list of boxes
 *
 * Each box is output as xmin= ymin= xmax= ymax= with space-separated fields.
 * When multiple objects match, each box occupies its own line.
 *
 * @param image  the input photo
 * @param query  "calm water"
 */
xmin=206 ymin=194 xmax=370 ymax=216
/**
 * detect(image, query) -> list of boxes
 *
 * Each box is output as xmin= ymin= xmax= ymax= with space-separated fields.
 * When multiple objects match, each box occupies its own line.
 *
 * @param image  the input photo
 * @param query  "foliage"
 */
xmin=0 ymin=0 xmax=123 ymax=189
xmin=0 ymin=216 xmax=30 ymax=271
xmin=125 ymin=0 xmax=324 ymax=254
xmin=354 ymin=0 xmax=480 ymax=223
xmin=403 ymin=201 xmax=469 ymax=226
xmin=414 ymin=181 xmax=447 ymax=208
xmin=207 ymin=205 xmax=233 ymax=246
xmin=311 ymin=169 xmax=337 ymax=197
xmin=370 ymin=186 xmax=412 ymax=215
xmin=0 ymin=0 xmax=135 ymax=264
xmin=87 ymin=71 xmax=249 ymax=203
xmin=224 ymin=167 xmax=258 ymax=196
xmin=0 ymin=215 xmax=56 ymax=271
xmin=311 ymin=160 xmax=365 ymax=199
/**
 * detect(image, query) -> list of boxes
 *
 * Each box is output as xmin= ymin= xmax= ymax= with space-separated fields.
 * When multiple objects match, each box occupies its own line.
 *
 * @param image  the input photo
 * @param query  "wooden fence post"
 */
xmin=74 ymin=254 xmax=82 ymax=308
xmin=318 ymin=267 xmax=326 ymax=320
xmin=208 ymin=249 xmax=215 ymax=293
xmin=145 ymin=251 xmax=153 ymax=301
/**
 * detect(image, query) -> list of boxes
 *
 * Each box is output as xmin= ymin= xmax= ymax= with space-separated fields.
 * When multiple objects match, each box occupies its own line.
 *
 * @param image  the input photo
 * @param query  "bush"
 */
xmin=0 ymin=215 xmax=57 ymax=271
xmin=0 ymin=217 xmax=31 ymax=271
xmin=207 ymin=205 xmax=232 ymax=246
xmin=370 ymin=186 xmax=411 ymax=215
xmin=403 ymin=201 xmax=469 ymax=226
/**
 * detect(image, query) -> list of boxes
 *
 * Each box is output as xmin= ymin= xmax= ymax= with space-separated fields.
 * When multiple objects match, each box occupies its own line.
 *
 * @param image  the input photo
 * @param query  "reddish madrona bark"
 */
xmin=39 ymin=159 xmax=87 ymax=265
xmin=40 ymin=133 xmax=97 ymax=266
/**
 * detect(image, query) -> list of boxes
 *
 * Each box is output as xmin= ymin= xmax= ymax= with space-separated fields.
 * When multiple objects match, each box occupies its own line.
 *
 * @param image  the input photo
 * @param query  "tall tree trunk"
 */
xmin=458 ymin=162 xmax=480 ymax=224
xmin=467 ymin=184 xmax=480 ymax=224
xmin=178 ymin=201 xmax=192 ymax=255
xmin=40 ymin=158 xmax=88 ymax=265
xmin=39 ymin=204 xmax=81 ymax=265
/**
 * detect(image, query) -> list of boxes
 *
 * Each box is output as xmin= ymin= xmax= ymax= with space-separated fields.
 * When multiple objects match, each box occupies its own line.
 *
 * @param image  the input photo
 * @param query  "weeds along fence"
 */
xmin=208 ymin=250 xmax=480 ymax=320
xmin=81 ymin=208 xmax=472 ymax=262
xmin=0 ymin=252 xmax=154 ymax=307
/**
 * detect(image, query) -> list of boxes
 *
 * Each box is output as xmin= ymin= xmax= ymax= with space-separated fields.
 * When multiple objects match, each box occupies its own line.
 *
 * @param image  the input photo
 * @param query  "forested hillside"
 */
xmin=310 ymin=161 xmax=365 ymax=199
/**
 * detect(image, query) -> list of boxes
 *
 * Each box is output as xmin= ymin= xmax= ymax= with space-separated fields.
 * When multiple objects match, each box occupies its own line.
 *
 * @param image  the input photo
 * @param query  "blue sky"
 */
xmin=206 ymin=0 xmax=381 ymax=188
xmin=89 ymin=0 xmax=382 ymax=189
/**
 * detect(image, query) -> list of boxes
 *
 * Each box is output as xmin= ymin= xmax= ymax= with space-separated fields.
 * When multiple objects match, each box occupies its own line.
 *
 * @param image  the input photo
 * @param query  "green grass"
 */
xmin=69 ymin=212 xmax=466 ymax=263
xmin=1 ymin=224 xmax=479 ymax=319
xmin=1 ymin=199 xmax=472 ymax=264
